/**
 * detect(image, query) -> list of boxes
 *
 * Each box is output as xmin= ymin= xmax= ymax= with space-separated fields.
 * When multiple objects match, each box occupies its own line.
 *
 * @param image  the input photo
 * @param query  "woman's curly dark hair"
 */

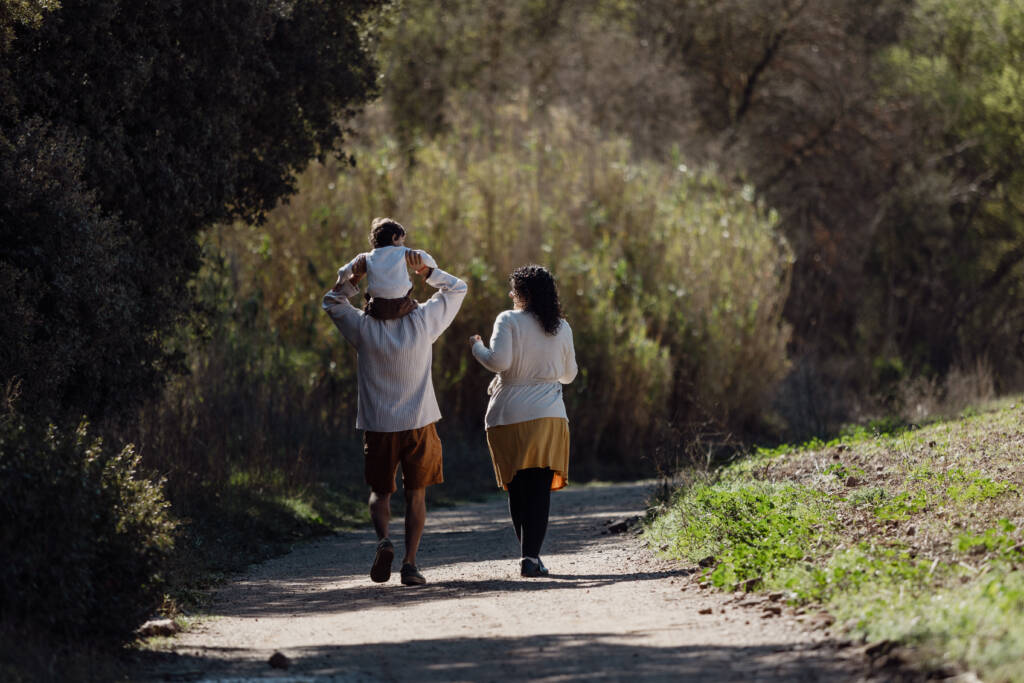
xmin=510 ymin=265 xmax=564 ymax=335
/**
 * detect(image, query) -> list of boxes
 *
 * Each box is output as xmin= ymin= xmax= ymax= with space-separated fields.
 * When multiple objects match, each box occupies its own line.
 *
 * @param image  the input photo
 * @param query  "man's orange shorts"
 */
xmin=363 ymin=423 xmax=444 ymax=494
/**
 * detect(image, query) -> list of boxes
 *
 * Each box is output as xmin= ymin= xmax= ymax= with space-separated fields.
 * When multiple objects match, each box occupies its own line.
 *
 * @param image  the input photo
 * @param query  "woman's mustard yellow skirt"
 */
xmin=485 ymin=417 xmax=569 ymax=491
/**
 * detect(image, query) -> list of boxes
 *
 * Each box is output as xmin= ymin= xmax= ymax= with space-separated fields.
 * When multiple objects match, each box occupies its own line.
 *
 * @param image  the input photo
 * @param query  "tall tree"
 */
xmin=875 ymin=0 xmax=1024 ymax=375
xmin=638 ymin=0 xmax=913 ymax=358
xmin=640 ymin=0 xmax=1024 ymax=400
xmin=0 ymin=0 xmax=382 ymax=420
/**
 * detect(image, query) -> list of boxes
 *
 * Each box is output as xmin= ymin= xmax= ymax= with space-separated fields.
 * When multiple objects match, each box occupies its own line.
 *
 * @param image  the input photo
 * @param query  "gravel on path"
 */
xmin=139 ymin=481 xmax=875 ymax=682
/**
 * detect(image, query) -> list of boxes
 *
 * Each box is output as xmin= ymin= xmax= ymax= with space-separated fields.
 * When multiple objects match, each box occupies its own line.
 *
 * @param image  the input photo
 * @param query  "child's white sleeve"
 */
xmin=415 ymin=249 xmax=438 ymax=269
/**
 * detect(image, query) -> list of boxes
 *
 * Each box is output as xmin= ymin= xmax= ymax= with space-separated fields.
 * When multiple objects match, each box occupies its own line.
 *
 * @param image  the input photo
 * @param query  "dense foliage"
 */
xmin=369 ymin=0 xmax=1024 ymax=433
xmin=0 ymin=0 xmax=384 ymax=664
xmin=0 ymin=0 xmax=381 ymax=422
xmin=0 ymin=407 xmax=175 ymax=642
xmin=876 ymin=0 xmax=1024 ymax=380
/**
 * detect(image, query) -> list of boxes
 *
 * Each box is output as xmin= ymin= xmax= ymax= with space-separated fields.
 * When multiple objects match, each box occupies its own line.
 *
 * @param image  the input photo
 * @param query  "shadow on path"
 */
xmin=200 ymin=481 xmax=663 ymax=621
xmin=213 ymin=567 xmax=694 ymax=619
xmin=141 ymin=633 xmax=856 ymax=682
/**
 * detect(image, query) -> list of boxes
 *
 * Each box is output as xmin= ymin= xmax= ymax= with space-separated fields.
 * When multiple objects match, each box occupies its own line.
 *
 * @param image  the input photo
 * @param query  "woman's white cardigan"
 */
xmin=471 ymin=310 xmax=578 ymax=429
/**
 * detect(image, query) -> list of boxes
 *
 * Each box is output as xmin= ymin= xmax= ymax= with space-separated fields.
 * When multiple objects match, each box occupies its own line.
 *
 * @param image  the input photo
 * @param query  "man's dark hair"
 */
xmin=510 ymin=265 xmax=564 ymax=335
xmin=369 ymin=217 xmax=406 ymax=248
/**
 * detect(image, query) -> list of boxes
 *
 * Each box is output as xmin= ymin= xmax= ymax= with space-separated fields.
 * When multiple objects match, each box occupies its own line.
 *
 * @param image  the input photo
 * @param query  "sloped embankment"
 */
xmin=647 ymin=400 xmax=1024 ymax=682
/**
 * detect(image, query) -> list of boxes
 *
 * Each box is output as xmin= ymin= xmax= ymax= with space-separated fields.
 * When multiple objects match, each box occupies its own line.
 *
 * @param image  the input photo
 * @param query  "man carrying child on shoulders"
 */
xmin=321 ymin=217 xmax=467 ymax=587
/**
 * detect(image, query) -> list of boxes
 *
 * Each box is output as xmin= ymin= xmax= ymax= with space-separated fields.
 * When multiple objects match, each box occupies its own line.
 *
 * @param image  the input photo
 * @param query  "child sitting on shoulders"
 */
xmin=338 ymin=217 xmax=437 ymax=320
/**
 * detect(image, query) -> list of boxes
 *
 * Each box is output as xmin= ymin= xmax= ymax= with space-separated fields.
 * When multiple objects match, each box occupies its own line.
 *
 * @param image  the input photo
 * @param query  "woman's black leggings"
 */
xmin=507 ymin=467 xmax=554 ymax=558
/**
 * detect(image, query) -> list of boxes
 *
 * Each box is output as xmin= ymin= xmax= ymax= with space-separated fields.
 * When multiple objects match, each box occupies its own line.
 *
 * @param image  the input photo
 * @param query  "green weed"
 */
xmin=823 ymin=462 xmax=848 ymax=478
xmin=944 ymin=469 xmax=1018 ymax=504
xmin=753 ymin=418 xmax=908 ymax=460
xmin=777 ymin=543 xmax=937 ymax=604
xmin=832 ymin=568 xmax=1024 ymax=683
xmin=646 ymin=480 xmax=836 ymax=589
xmin=874 ymin=490 xmax=930 ymax=521
xmin=823 ymin=462 xmax=866 ymax=480
xmin=848 ymin=487 xmax=887 ymax=507
xmin=955 ymin=520 xmax=1023 ymax=558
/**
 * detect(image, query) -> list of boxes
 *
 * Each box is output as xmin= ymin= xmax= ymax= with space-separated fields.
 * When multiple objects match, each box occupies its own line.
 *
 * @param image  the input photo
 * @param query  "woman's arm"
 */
xmin=471 ymin=312 xmax=514 ymax=373
xmin=559 ymin=322 xmax=578 ymax=384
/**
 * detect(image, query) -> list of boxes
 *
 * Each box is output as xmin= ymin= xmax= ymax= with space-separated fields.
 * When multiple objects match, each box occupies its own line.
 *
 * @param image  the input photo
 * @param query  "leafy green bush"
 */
xmin=1 ymin=0 xmax=382 ymax=423
xmin=0 ymin=408 xmax=175 ymax=642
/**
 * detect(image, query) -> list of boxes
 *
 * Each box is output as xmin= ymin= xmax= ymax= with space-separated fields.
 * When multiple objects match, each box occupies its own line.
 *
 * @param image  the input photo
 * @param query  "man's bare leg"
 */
xmin=402 ymin=487 xmax=426 ymax=566
xmin=369 ymin=490 xmax=391 ymax=540
xmin=368 ymin=490 xmax=396 ymax=583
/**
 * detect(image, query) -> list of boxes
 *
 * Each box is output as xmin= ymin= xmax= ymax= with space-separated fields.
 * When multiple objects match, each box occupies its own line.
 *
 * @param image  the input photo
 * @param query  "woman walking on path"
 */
xmin=469 ymin=265 xmax=577 ymax=577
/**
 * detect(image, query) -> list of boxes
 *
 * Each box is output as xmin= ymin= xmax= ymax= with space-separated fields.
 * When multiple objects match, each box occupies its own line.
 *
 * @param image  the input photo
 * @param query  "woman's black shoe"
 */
xmin=520 ymin=558 xmax=549 ymax=577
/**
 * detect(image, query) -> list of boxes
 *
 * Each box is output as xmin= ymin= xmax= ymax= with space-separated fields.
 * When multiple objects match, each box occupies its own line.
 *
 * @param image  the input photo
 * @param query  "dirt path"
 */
xmin=140 ymin=481 xmax=874 ymax=682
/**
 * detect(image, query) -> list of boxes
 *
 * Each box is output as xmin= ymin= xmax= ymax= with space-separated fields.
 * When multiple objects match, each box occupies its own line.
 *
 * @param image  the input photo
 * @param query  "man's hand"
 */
xmin=350 ymin=255 xmax=367 ymax=285
xmin=405 ymin=250 xmax=431 ymax=276
xmin=468 ymin=334 xmax=482 ymax=347
xmin=332 ymin=256 xmax=365 ymax=292
xmin=352 ymin=254 xmax=368 ymax=278
xmin=331 ymin=254 xmax=364 ymax=290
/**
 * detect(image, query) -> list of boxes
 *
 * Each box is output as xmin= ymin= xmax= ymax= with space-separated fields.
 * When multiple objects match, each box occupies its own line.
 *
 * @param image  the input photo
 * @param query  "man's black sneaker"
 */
xmin=370 ymin=538 xmax=394 ymax=583
xmin=400 ymin=562 xmax=426 ymax=586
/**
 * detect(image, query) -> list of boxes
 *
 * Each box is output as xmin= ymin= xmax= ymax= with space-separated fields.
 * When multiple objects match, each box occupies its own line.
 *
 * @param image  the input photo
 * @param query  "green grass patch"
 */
xmin=752 ymin=417 xmax=909 ymax=460
xmin=955 ymin=520 xmax=1024 ymax=559
xmin=848 ymin=486 xmax=887 ymax=507
xmin=944 ymin=469 xmax=1018 ymax=504
xmin=647 ymin=480 xmax=837 ymax=589
xmin=648 ymin=398 xmax=1024 ymax=681
xmin=822 ymin=462 xmax=867 ymax=480
xmin=776 ymin=542 xmax=940 ymax=604
xmin=874 ymin=489 xmax=930 ymax=521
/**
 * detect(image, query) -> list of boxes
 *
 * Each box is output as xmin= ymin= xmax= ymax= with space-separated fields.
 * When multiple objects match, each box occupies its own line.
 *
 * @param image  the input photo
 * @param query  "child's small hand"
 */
xmin=468 ymin=334 xmax=482 ymax=347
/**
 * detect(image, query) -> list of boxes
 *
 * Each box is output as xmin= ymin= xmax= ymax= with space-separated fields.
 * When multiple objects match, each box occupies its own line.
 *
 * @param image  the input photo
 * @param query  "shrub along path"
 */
xmin=137 ymin=481 xmax=873 ymax=682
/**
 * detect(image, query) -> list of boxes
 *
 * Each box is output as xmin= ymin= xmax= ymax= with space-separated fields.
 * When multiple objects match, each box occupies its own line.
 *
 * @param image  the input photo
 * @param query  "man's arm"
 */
xmin=321 ymin=272 xmax=364 ymax=348
xmin=418 ymin=267 xmax=468 ymax=342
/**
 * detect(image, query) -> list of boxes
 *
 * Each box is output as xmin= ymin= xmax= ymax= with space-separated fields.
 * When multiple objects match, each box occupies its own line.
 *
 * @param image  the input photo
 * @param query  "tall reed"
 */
xmin=142 ymin=102 xmax=792 ymax=483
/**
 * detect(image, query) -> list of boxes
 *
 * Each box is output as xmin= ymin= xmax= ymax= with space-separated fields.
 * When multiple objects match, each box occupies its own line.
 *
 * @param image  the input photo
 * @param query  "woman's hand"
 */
xmin=468 ymin=334 xmax=482 ymax=347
